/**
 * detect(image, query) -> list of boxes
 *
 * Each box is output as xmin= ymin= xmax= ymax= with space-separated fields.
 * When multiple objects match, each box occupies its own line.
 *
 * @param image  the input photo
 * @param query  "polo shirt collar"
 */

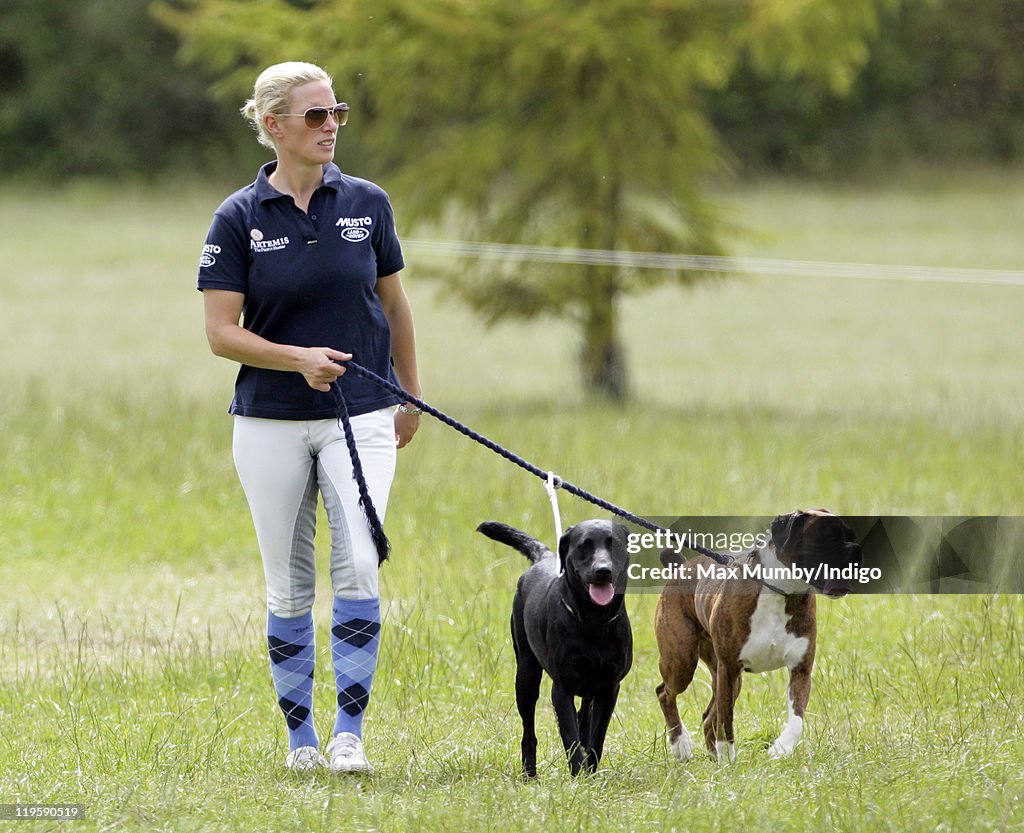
xmin=254 ymin=161 xmax=343 ymax=203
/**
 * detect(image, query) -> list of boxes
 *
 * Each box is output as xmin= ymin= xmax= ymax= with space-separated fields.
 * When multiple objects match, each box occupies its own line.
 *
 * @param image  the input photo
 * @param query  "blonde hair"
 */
xmin=241 ymin=61 xmax=333 ymax=150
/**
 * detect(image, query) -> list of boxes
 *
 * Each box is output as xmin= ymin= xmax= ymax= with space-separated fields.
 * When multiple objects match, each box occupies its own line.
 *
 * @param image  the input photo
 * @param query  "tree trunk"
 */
xmin=579 ymin=268 xmax=628 ymax=402
xmin=578 ymin=170 xmax=629 ymax=402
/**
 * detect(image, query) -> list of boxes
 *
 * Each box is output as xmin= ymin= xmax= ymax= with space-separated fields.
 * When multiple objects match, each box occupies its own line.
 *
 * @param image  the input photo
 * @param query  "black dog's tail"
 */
xmin=477 ymin=521 xmax=551 ymax=564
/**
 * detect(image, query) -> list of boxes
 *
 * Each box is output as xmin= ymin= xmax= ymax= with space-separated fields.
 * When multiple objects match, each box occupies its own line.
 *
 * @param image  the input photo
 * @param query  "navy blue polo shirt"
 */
xmin=197 ymin=161 xmax=404 ymax=419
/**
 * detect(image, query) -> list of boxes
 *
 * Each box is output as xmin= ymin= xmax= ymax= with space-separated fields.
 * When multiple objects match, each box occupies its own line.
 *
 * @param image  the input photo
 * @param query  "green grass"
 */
xmin=1 ymin=167 xmax=1022 ymax=831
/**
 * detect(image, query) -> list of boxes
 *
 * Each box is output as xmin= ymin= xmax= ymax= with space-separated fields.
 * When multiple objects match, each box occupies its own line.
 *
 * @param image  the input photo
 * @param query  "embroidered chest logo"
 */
xmin=336 ymin=216 xmax=372 ymax=242
xmin=249 ymin=228 xmax=289 ymax=253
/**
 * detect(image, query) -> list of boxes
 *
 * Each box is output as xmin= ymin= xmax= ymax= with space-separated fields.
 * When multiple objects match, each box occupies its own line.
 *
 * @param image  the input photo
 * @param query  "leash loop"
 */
xmin=545 ymin=471 xmax=564 ymax=545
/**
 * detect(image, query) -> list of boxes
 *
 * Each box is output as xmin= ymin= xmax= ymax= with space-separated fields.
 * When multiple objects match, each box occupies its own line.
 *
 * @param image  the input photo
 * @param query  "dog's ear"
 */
xmin=802 ymin=514 xmax=860 ymax=559
xmin=611 ymin=523 xmax=630 ymax=554
xmin=771 ymin=511 xmax=811 ymax=554
xmin=558 ymin=525 xmax=576 ymax=573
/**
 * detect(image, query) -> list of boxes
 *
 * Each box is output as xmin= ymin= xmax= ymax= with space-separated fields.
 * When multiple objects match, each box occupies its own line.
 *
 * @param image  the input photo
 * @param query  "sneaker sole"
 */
xmin=329 ymin=761 xmax=375 ymax=776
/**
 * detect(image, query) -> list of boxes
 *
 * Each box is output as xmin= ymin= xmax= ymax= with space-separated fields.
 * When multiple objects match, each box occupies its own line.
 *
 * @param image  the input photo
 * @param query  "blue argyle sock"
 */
xmin=331 ymin=596 xmax=381 ymax=739
xmin=267 ymin=610 xmax=319 ymax=752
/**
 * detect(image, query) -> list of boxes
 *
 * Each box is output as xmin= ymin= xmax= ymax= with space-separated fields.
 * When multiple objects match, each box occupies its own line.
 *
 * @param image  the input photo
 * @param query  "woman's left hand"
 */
xmin=395 ymin=408 xmax=420 ymax=449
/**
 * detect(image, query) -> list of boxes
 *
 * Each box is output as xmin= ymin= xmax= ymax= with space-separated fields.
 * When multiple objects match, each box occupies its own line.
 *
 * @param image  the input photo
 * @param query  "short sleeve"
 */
xmin=372 ymin=195 xmax=405 ymax=278
xmin=196 ymin=207 xmax=251 ymax=294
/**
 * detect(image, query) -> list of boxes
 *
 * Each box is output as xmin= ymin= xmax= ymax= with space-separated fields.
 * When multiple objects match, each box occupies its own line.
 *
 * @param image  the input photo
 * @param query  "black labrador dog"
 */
xmin=478 ymin=520 xmax=632 ymax=777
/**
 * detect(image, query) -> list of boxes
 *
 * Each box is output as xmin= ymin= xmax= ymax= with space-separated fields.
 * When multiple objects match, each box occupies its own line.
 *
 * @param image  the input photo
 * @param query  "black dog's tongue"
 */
xmin=588 ymin=583 xmax=615 ymax=606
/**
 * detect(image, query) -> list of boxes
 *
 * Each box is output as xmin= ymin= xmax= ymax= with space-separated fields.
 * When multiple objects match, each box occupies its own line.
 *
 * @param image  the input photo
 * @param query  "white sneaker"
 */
xmin=285 ymin=745 xmax=327 ymax=772
xmin=326 ymin=732 xmax=375 ymax=775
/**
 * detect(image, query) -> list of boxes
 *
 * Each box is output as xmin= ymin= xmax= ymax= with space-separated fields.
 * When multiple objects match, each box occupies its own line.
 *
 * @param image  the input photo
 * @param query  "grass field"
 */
xmin=1 ymin=168 xmax=1022 ymax=831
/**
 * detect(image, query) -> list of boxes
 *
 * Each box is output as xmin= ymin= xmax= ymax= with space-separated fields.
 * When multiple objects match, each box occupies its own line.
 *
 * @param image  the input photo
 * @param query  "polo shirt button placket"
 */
xmin=304 ymin=212 xmax=319 ymax=245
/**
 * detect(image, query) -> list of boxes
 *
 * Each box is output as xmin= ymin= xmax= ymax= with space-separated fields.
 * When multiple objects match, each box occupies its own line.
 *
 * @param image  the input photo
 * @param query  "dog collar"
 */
xmin=760 ymin=578 xmax=796 ymax=597
xmin=746 ymin=549 xmax=811 ymax=599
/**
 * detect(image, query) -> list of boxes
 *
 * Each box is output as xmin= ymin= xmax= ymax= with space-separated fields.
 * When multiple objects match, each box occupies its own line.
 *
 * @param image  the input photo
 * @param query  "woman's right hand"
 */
xmin=298 ymin=347 xmax=352 ymax=391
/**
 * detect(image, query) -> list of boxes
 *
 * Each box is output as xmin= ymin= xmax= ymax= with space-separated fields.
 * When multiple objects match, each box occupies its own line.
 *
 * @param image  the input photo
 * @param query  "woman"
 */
xmin=197 ymin=61 xmax=421 ymax=774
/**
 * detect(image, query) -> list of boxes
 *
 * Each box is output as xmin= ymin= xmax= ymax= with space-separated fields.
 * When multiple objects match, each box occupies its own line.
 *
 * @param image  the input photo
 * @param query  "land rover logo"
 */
xmin=340 ymin=227 xmax=370 ymax=242
xmin=199 ymin=243 xmax=220 ymax=268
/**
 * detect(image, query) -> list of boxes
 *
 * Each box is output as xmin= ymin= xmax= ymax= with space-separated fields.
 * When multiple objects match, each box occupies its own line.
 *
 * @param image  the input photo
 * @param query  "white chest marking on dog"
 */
xmin=738 ymin=593 xmax=809 ymax=674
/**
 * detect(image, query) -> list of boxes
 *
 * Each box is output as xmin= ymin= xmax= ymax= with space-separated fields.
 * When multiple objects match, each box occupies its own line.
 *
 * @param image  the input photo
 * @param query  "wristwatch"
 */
xmin=397 ymin=403 xmax=423 ymax=416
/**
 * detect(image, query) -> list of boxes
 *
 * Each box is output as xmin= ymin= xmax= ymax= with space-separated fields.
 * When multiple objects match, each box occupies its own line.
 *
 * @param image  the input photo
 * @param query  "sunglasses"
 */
xmin=275 ymin=102 xmax=350 ymax=129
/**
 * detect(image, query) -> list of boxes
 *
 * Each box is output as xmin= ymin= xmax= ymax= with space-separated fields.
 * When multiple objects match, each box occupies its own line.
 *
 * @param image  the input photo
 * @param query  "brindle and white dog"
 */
xmin=654 ymin=509 xmax=860 ymax=763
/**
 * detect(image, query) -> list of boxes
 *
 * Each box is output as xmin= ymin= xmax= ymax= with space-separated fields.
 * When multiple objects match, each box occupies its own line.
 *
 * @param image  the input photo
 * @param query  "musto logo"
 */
xmin=337 ymin=216 xmax=372 ymax=242
xmin=199 ymin=244 xmax=220 ymax=268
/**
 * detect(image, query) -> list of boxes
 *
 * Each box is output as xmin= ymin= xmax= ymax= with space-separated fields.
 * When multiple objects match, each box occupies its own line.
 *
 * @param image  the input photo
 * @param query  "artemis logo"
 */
xmin=199 ymin=243 xmax=221 ymax=268
xmin=251 ymin=236 xmax=290 ymax=253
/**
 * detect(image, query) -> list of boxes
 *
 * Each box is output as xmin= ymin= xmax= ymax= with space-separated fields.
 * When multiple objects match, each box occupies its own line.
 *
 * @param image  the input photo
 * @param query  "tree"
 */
xmin=0 ymin=0 xmax=259 ymax=179
xmin=165 ymin=0 xmax=890 ymax=400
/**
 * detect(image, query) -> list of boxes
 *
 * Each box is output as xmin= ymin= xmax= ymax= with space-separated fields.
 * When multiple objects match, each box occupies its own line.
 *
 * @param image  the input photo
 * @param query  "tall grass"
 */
xmin=1 ymin=168 xmax=1022 ymax=831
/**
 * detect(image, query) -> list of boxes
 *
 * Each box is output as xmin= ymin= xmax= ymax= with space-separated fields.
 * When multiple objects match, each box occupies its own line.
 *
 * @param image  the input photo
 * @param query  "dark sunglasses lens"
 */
xmin=333 ymin=104 xmax=350 ymax=126
xmin=304 ymin=108 xmax=330 ymax=128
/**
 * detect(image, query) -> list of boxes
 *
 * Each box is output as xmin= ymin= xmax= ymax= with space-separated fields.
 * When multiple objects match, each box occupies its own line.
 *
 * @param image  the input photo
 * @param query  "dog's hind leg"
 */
xmin=710 ymin=664 xmax=742 ymax=763
xmin=656 ymin=623 xmax=700 ymax=761
xmin=515 ymin=649 xmax=543 ymax=779
xmin=699 ymin=643 xmax=721 ymax=757
xmin=701 ymin=694 xmax=717 ymax=756
xmin=657 ymin=681 xmax=694 ymax=762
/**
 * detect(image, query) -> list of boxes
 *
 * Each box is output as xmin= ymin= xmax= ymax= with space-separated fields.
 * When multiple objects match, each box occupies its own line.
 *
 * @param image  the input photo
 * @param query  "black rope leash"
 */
xmin=334 ymin=361 xmax=732 ymax=566
xmin=331 ymin=382 xmax=391 ymax=564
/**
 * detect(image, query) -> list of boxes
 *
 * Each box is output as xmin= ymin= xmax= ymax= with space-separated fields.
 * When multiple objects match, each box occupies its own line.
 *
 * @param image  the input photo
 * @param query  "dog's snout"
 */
xmin=823 ymin=580 xmax=851 ymax=598
xmin=592 ymin=564 xmax=614 ymax=583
